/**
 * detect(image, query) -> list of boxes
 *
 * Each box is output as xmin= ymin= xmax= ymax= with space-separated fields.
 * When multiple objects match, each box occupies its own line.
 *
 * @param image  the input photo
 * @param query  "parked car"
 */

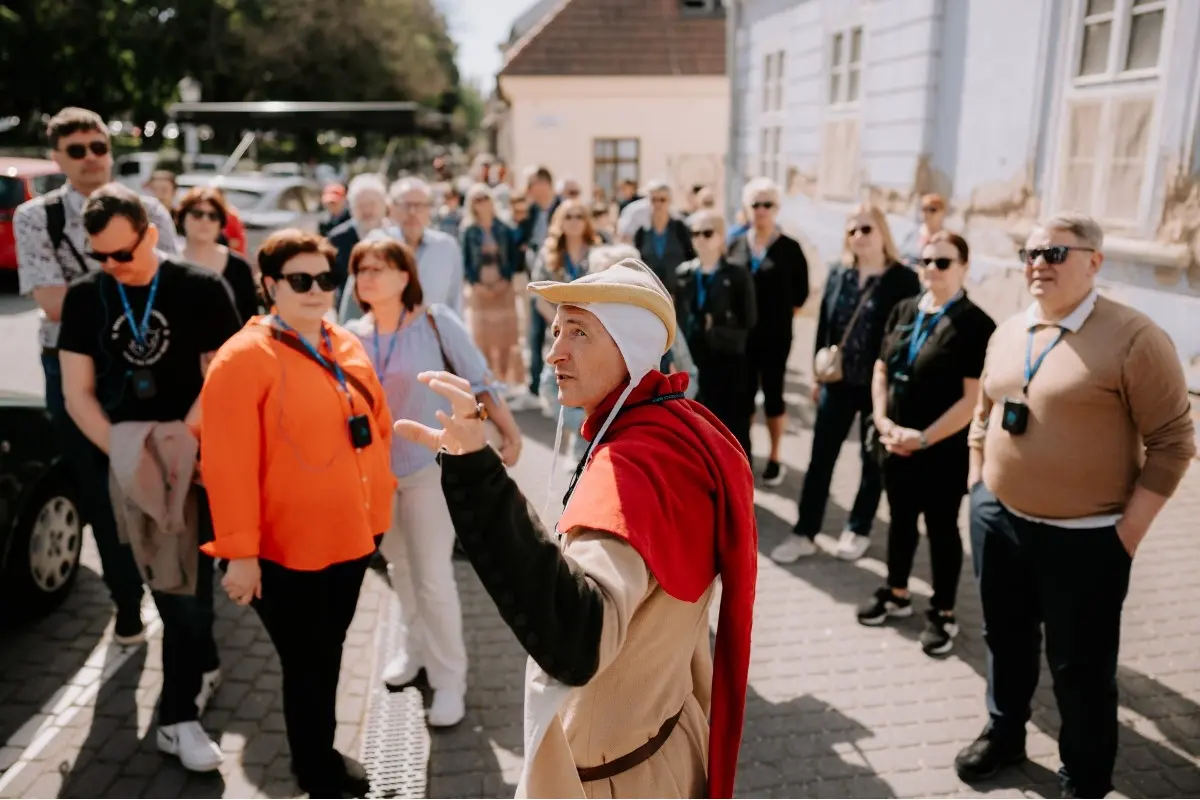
xmin=115 ymin=152 xmax=228 ymax=192
xmin=1 ymin=157 xmax=66 ymax=272
xmin=0 ymin=390 xmax=83 ymax=622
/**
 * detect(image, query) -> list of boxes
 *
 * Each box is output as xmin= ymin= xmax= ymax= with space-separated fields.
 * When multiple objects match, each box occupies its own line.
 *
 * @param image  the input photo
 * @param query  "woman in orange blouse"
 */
xmin=199 ymin=229 xmax=395 ymax=797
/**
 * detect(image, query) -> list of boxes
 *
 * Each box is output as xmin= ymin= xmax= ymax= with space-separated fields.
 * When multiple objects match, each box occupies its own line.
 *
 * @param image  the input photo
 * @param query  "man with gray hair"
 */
xmin=327 ymin=173 xmax=396 ymax=295
xmin=955 ymin=212 xmax=1195 ymax=796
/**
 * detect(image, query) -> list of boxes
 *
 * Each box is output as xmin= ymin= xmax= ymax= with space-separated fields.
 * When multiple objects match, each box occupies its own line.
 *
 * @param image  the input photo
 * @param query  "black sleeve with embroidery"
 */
xmin=438 ymin=447 xmax=604 ymax=686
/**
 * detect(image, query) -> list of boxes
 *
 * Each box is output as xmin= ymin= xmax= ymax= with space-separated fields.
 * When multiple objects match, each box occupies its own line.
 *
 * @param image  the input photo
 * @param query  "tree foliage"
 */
xmin=0 ymin=0 xmax=462 ymax=142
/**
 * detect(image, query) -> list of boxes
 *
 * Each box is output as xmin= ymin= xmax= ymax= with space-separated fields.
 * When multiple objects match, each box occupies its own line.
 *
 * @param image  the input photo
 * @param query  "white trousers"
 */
xmin=379 ymin=463 xmax=468 ymax=694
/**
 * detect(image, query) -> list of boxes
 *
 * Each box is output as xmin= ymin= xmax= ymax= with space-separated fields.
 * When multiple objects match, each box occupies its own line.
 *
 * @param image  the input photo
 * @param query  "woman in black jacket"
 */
xmin=725 ymin=177 xmax=809 ymax=486
xmin=770 ymin=204 xmax=920 ymax=564
xmin=675 ymin=209 xmax=756 ymax=457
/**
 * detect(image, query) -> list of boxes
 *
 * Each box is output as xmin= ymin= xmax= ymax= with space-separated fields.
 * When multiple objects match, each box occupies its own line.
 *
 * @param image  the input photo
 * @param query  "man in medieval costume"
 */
xmin=395 ymin=258 xmax=758 ymax=798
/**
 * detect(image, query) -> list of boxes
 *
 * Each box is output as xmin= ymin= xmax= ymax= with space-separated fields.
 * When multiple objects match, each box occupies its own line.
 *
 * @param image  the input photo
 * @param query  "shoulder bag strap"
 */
xmin=424 ymin=308 xmax=454 ymax=374
xmin=266 ymin=327 xmax=376 ymax=412
xmin=45 ymin=188 xmax=90 ymax=280
xmin=836 ymin=273 xmax=880 ymax=350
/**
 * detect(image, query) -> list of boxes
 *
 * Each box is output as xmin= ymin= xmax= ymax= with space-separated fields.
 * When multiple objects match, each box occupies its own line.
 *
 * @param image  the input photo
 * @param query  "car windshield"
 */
xmin=0 ymin=176 xmax=26 ymax=209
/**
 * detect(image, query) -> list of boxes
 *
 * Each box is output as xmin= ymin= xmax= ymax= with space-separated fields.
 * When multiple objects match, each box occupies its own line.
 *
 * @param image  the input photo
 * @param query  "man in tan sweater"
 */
xmin=953 ymin=212 xmax=1195 ymax=797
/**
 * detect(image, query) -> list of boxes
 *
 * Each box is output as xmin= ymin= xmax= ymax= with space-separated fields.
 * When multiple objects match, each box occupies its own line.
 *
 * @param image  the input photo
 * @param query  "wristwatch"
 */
xmin=919 ymin=431 xmax=929 ymax=449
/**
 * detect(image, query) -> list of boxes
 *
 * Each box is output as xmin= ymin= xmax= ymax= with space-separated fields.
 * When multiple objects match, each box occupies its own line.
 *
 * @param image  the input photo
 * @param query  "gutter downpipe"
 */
xmin=724 ymin=0 xmax=742 ymax=223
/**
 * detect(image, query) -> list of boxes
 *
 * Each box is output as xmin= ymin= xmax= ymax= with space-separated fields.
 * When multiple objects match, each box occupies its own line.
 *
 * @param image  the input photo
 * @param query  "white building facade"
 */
xmin=727 ymin=0 xmax=1200 ymax=389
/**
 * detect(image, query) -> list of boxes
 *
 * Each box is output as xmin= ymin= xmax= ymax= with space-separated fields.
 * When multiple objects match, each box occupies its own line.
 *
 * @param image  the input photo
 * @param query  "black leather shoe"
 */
xmin=954 ymin=729 xmax=1027 ymax=782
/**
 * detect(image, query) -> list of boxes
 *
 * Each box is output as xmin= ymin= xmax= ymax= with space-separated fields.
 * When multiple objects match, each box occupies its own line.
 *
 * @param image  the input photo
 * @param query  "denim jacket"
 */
xmin=461 ymin=219 xmax=519 ymax=284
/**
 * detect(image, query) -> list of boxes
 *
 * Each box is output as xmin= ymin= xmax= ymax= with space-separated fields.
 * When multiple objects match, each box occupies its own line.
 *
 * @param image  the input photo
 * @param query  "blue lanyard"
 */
xmin=371 ymin=309 xmax=408 ymax=377
xmin=114 ymin=270 xmax=161 ymax=347
xmin=695 ymin=271 xmax=715 ymax=310
xmin=750 ymin=250 xmax=765 ymax=274
xmin=564 ymin=252 xmax=582 ymax=281
xmin=651 ymin=228 xmax=668 ymax=259
xmin=1024 ymin=326 xmax=1064 ymax=394
xmin=273 ymin=316 xmax=352 ymax=404
xmin=906 ymin=294 xmax=959 ymax=367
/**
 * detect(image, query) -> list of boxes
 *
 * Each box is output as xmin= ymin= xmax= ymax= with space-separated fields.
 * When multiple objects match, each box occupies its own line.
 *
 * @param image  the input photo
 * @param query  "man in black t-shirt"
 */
xmin=58 ymin=183 xmax=241 ymax=773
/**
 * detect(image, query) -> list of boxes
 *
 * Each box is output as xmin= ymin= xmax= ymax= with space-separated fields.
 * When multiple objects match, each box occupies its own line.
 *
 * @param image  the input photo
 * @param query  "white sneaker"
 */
xmin=769 ymin=534 xmax=818 ymax=564
xmin=195 ymin=668 xmax=221 ymax=717
xmin=835 ymin=530 xmax=871 ymax=561
xmin=382 ymin=652 xmax=422 ymax=689
xmin=428 ymin=689 xmax=465 ymax=728
xmin=508 ymin=392 xmax=542 ymax=412
xmin=157 ymin=721 xmax=222 ymax=772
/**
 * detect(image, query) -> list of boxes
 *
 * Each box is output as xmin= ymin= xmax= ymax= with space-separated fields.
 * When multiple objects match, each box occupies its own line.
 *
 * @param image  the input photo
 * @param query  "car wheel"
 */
xmin=4 ymin=475 xmax=83 ymax=620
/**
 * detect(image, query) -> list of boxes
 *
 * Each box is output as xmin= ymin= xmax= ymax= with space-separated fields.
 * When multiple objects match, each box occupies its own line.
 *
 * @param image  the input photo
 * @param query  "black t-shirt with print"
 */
xmin=879 ymin=294 xmax=996 ymax=454
xmin=58 ymin=257 xmax=242 ymax=424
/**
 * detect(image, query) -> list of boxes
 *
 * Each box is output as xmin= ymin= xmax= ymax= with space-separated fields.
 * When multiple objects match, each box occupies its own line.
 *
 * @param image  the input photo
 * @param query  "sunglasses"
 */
xmin=185 ymin=208 xmax=221 ymax=222
xmin=848 ymin=225 xmax=873 ymax=237
xmin=87 ymin=226 xmax=147 ymax=263
xmin=920 ymin=257 xmax=956 ymax=271
xmin=62 ymin=141 xmax=110 ymax=160
xmin=922 ymin=205 xmax=942 ymax=214
xmin=281 ymin=271 xmax=338 ymax=293
xmin=752 ymin=201 xmax=776 ymax=210
xmin=1018 ymin=246 xmax=1096 ymax=265
xmin=690 ymin=229 xmax=716 ymax=240
xmin=651 ymin=197 xmax=670 ymax=204
xmin=563 ymin=213 xmax=586 ymax=221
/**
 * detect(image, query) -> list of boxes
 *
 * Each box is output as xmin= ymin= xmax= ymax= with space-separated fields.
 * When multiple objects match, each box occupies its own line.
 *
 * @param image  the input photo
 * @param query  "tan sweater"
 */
xmin=969 ymin=295 xmax=1195 ymax=519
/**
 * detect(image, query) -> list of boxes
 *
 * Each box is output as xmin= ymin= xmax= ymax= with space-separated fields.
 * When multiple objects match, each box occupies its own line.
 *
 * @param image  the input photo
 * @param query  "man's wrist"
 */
xmin=919 ymin=430 xmax=929 ymax=449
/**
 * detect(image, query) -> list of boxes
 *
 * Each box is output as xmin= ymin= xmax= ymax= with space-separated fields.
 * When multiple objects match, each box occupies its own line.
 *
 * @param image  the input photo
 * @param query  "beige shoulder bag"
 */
xmin=813 ymin=277 xmax=878 ymax=384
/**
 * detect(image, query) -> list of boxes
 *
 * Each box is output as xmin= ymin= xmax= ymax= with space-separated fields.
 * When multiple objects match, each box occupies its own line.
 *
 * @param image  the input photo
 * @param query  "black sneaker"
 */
xmin=954 ymin=728 xmax=1027 ymax=782
xmin=761 ymin=461 xmax=787 ymax=487
xmin=114 ymin=604 xmax=145 ymax=646
xmin=920 ymin=609 xmax=959 ymax=656
xmin=856 ymin=587 xmax=913 ymax=626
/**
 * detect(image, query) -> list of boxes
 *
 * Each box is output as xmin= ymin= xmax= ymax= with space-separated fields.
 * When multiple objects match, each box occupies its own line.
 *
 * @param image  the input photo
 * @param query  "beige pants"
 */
xmin=379 ymin=463 xmax=468 ymax=694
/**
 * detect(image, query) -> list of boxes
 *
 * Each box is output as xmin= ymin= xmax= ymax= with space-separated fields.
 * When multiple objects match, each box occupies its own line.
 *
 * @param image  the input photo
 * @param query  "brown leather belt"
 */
xmin=576 ymin=708 xmax=683 ymax=783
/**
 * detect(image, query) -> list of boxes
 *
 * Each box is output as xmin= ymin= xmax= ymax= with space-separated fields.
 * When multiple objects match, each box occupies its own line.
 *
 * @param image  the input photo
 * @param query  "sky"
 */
xmin=436 ymin=0 xmax=543 ymax=90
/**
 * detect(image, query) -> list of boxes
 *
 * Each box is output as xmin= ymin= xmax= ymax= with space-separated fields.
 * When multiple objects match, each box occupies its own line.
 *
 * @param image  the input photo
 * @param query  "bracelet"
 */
xmin=919 ymin=431 xmax=929 ymax=449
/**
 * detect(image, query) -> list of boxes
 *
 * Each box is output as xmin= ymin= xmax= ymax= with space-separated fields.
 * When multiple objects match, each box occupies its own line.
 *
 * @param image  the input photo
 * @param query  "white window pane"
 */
xmin=850 ymin=27 xmax=862 ymax=64
xmin=1078 ymin=21 xmax=1112 ymax=76
xmin=831 ymin=33 xmax=843 ymax=67
xmin=776 ymin=51 xmax=786 ymax=80
xmin=1062 ymin=102 xmax=1101 ymax=213
xmin=829 ymin=73 xmax=841 ymax=104
xmin=1125 ymin=10 xmax=1164 ymax=70
xmin=617 ymin=139 xmax=638 ymax=159
xmin=594 ymin=139 xmax=613 ymax=159
xmin=616 ymin=163 xmax=638 ymax=183
xmin=1086 ymin=0 xmax=1115 ymax=14
xmin=1131 ymin=0 xmax=1156 ymax=7
xmin=848 ymin=68 xmax=860 ymax=102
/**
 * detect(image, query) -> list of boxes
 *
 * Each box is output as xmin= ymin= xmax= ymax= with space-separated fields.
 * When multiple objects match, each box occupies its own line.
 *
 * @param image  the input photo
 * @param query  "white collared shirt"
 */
xmin=1006 ymin=288 xmax=1122 ymax=529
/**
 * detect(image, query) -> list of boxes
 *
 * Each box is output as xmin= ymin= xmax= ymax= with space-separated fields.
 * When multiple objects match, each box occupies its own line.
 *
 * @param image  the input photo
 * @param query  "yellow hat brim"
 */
xmin=527 ymin=280 xmax=677 ymax=350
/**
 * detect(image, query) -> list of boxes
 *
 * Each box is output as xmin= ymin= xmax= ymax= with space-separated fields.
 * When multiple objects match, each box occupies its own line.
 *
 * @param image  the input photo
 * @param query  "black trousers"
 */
xmin=884 ymin=453 xmax=965 ymax=611
xmin=252 ymin=554 xmax=370 ymax=787
xmin=695 ymin=350 xmax=751 ymax=459
xmin=970 ymin=483 xmax=1131 ymax=796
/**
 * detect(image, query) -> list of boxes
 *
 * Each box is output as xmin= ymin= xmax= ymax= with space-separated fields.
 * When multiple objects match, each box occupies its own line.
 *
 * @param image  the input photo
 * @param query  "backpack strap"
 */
xmin=44 ymin=188 xmax=90 ymax=280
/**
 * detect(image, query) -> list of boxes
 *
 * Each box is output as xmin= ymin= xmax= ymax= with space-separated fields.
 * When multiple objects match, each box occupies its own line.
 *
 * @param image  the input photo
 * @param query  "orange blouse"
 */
xmin=199 ymin=317 xmax=397 ymax=571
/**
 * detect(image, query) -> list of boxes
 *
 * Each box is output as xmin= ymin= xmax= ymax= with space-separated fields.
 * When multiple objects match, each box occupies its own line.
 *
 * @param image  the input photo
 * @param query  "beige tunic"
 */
xmin=520 ymin=531 xmax=714 ymax=799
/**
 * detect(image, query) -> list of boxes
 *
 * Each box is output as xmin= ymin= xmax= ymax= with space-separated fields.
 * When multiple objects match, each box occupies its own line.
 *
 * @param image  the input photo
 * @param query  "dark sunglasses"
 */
xmin=651 ymin=196 xmax=670 ymax=204
xmin=63 ymin=141 xmax=110 ymax=160
xmin=752 ymin=201 xmax=776 ymax=210
xmin=848 ymin=225 xmax=873 ymax=236
xmin=563 ymin=213 xmax=586 ymax=221
xmin=281 ymin=271 xmax=338 ymax=293
xmin=87 ymin=226 xmax=147 ymax=263
xmin=185 ymin=208 xmax=221 ymax=222
xmin=1018 ymin=245 xmax=1096 ymax=265
xmin=922 ymin=205 xmax=942 ymax=214
xmin=690 ymin=229 xmax=716 ymax=240
xmin=921 ymin=257 xmax=956 ymax=270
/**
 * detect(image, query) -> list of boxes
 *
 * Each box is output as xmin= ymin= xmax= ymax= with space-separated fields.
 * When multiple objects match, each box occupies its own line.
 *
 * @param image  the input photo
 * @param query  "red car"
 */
xmin=1 ymin=158 xmax=66 ymax=271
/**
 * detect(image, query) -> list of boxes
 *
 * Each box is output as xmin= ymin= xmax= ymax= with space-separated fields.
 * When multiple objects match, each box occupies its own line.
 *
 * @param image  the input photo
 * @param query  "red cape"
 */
xmin=557 ymin=370 xmax=757 ymax=799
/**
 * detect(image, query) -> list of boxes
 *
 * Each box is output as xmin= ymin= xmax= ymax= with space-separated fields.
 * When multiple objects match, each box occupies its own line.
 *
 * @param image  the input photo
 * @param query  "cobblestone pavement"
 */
xmin=1 ymin=305 xmax=1198 ymax=798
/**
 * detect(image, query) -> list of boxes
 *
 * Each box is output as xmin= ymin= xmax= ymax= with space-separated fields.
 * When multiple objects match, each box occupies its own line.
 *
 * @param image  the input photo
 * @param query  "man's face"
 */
xmin=529 ymin=177 xmax=554 ymax=205
xmin=1022 ymin=226 xmax=1102 ymax=308
xmin=547 ymin=306 xmax=628 ymax=412
xmin=87 ymin=216 xmax=159 ymax=283
xmin=392 ymin=189 xmax=431 ymax=230
xmin=52 ymin=130 xmax=113 ymax=193
xmin=650 ymin=190 xmax=672 ymax=214
xmin=561 ymin=181 xmax=582 ymax=201
xmin=352 ymin=191 xmax=387 ymax=228
xmin=146 ymin=177 xmax=175 ymax=208
xmin=323 ymin=195 xmax=346 ymax=216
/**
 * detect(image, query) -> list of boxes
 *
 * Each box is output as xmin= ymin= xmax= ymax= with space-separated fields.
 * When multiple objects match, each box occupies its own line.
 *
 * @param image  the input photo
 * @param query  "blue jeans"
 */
xmin=794 ymin=382 xmax=883 ymax=538
xmin=528 ymin=300 xmax=547 ymax=395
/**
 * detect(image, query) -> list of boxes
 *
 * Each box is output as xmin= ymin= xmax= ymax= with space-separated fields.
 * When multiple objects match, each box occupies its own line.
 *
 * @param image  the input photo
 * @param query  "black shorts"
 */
xmin=745 ymin=340 xmax=791 ymax=418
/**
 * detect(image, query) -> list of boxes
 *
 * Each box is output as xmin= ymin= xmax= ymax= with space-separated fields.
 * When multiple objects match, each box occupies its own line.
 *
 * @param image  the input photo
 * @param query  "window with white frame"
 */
xmin=828 ymin=26 xmax=863 ymax=106
xmin=1057 ymin=0 xmax=1167 ymax=226
xmin=758 ymin=49 xmax=786 ymax=183
xmin=820 ymin=26 xmax=863 ymax=199
xmin=762 ymin=50 xmax=785 ymax=113
xmin=759 ymin=126 xmax=782 ymax=184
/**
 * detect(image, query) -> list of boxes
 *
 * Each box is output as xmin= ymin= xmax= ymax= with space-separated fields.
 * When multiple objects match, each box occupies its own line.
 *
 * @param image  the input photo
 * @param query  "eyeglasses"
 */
xmin=87 ymin=226 xmax=147 ymax=263
xmin=563 ymin=213 xmax=586 ymax=221
xmin=281 ymin=271 xmax=338 ymax=293
xmin=651 ymin=196 xmax=670 ymax=205
xmin=62 ymin=141 xmax=110 ymax=160
xmin=397 ymin=202 xmax=429 ymax=212
xmin=185 ymin=208 xmax=221 ymax=222
xmin=922 ymin=205 xmax=942 ymax=214
xmin=848 ymin=225 xmax=873 ymax=237
xmin=920 ymin=257 xmax=956 ymax=271
xmin=690 ymin=229 xmax=716 ymax=240
xmin=1018 ymin=246 xmax=1096 ymax=265
xmin=752 ymin=201 xmax=776 ymax=210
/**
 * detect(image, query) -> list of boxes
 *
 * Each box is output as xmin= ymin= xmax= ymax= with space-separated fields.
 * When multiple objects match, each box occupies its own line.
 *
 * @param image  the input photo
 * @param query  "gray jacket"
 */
xmin=108 ymin=421 xmax=201 ymax=595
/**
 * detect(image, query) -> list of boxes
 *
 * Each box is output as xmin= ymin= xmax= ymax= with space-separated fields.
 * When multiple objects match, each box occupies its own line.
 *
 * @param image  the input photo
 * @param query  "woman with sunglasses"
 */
xmin=772 ymin=204 xmax=920 ymax=565
xmin=726 ymin=177 xmax=809 ymax=488
xmin=460 ymin=183 xmax=522 ymax=391
xmin=200 ymin=229 xmax=394 ymax=797
xmin=177 ymin=186 xmax=260 ymax=322
xmin=858 ymin=231 xmax=995 ymax=656
xmin=675 ymin=209 xmax=756 ymax=457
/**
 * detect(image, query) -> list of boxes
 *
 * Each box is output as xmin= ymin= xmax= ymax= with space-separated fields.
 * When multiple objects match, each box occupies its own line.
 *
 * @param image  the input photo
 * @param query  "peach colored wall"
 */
xmin=498 ymin=74 xmax=730 ymax=201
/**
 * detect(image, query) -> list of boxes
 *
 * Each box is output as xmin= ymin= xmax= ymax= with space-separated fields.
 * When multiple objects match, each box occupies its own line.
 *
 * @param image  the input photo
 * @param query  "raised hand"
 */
xmin=393 ymin=371 xmax=490 ymax=456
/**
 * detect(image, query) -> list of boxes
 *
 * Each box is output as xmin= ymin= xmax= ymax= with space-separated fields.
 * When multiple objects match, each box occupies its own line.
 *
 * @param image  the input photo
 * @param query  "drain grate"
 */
xmin=361 ymin=594 xmax=430 ymax=799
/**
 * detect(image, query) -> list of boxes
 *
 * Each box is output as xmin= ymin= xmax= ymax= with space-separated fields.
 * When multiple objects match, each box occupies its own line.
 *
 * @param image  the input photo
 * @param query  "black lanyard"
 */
xmin=561 ymin=391 xmax=686 ymax=509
